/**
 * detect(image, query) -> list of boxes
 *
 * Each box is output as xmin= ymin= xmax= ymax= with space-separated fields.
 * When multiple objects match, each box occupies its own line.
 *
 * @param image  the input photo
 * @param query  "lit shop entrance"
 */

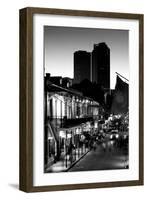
xmin=45 ymin=122 xmax=98 ymax=172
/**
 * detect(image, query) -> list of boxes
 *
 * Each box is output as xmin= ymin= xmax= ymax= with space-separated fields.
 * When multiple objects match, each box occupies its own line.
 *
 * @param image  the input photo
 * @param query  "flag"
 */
xmin=111 ymin=75 xmax=129 ymax=114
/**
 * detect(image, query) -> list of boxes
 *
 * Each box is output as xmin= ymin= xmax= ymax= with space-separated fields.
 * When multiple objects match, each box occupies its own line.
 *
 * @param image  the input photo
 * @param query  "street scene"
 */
xmin=44 ymin=26 xmax=129 ymax=173
xmin=69 ymin=137 xmax=128 ymax=172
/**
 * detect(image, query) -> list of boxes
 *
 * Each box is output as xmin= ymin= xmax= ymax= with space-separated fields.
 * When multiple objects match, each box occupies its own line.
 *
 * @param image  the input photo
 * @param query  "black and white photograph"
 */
xmin=44 ymin=26 xmax=129 ymax=173
xmin=19 ymin=7 xmax=143 ymax=192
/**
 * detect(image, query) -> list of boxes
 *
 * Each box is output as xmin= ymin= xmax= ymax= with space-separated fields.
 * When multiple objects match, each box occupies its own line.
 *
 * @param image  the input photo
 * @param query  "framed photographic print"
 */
xmin=19 ymin=7 xmax=144 ymax=192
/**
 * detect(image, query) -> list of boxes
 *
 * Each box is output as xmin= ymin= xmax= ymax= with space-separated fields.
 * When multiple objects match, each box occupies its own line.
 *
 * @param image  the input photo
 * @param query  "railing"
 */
xmin=62 ymin=117 xmax=93 ymax=128
xmin=48 ymin=116 xmax=94 ymax=129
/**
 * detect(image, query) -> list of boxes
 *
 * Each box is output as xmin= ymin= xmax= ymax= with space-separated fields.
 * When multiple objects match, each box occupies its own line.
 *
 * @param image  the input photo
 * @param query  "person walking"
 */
xmin=93 ymin=140 xmax=97 ymax=151
xmin=68 ymin=141 xmax=75 ymax=163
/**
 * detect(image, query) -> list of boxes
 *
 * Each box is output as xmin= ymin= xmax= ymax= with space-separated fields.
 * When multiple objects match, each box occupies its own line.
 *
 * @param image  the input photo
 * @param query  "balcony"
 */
xmin=48 ymin=116 xmax=94 ymax=129
xmin=62 ymin=116 xmax=93 ymax=128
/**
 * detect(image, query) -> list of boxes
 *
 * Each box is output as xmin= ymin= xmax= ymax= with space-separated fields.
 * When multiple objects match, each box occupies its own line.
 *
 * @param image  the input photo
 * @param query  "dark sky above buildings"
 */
xmin=44 ymin=26 xmax=129 ymax=89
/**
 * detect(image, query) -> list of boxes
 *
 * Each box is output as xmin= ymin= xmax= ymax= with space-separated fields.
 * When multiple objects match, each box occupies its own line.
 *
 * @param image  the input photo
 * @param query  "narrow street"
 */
xmin=68 ymin=140 xmax=128 ymax=172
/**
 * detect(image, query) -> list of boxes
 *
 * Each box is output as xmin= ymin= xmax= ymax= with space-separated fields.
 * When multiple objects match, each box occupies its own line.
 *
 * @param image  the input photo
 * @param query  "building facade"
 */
xmin=92 ymin=42 xmax=110 ymax=89
xmin=44 ymin=74 xmax=100 ymax=172
xmin=73 ymin=43 xmax=110 ymax=89
xmin=74 ymin=50 xmax=91 ymax=84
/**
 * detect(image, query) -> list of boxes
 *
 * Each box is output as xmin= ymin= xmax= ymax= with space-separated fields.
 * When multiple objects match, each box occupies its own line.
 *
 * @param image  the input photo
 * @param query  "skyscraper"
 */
xmin=92 ymin=42 xmax=110 ymax=89
xmin=74 ymin=50 xmax=91 ymax=84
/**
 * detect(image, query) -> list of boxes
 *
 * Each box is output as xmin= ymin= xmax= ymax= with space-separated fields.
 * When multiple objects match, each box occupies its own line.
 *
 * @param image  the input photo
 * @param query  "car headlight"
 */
xmin=110 ymin=135 xmax=113 ymax=139
xmin=115 ymin=134 xmax=119 ymax=139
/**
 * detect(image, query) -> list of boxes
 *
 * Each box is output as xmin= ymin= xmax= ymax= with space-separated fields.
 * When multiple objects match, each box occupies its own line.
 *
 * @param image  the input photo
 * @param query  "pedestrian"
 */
xmin=93 ymin=140 xmax=97 ymax=151
xmin=67 ymin=142 xmax=75 ymax=163
xmin=89 ymin=138 xmax=93 ymax=150
xmin=102 ymin=142 xmax=106 ymax=152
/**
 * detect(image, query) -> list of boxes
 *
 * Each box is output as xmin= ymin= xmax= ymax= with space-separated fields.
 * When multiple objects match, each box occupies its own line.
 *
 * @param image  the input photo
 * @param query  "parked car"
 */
xmin=109 ymin=130 xmax=119 ymax=140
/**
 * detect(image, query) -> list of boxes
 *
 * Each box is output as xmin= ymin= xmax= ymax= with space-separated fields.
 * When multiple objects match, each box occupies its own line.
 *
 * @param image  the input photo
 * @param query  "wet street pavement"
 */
xmin=68 ymin=140 xmax=128 ymax=172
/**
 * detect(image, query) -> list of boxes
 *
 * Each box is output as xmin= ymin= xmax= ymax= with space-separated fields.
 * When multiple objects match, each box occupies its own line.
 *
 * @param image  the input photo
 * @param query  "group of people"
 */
xmin=67 ymin=129 xmax=121 ymax=156
xmin=88 ymin=132 xmax=106 ymax=151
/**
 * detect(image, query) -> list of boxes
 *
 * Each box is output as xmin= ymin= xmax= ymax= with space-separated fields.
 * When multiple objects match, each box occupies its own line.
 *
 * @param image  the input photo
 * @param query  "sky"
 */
xmin=44 ymin=26 xmax=129 ymax=89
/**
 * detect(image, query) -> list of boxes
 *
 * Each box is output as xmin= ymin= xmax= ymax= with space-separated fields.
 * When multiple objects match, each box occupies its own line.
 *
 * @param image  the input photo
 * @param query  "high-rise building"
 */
xmin=74 ymin=50 xmax=91 ymax=84
xmin=92 ymin=42 xmax=110 ymax=89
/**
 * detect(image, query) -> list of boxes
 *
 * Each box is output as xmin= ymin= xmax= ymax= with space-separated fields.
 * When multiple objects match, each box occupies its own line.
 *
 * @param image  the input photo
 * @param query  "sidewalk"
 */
xmin=45 ymin=140 xmax=128 ymax=173
xmin=45 ymin=148 xmax=89 ymax=173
